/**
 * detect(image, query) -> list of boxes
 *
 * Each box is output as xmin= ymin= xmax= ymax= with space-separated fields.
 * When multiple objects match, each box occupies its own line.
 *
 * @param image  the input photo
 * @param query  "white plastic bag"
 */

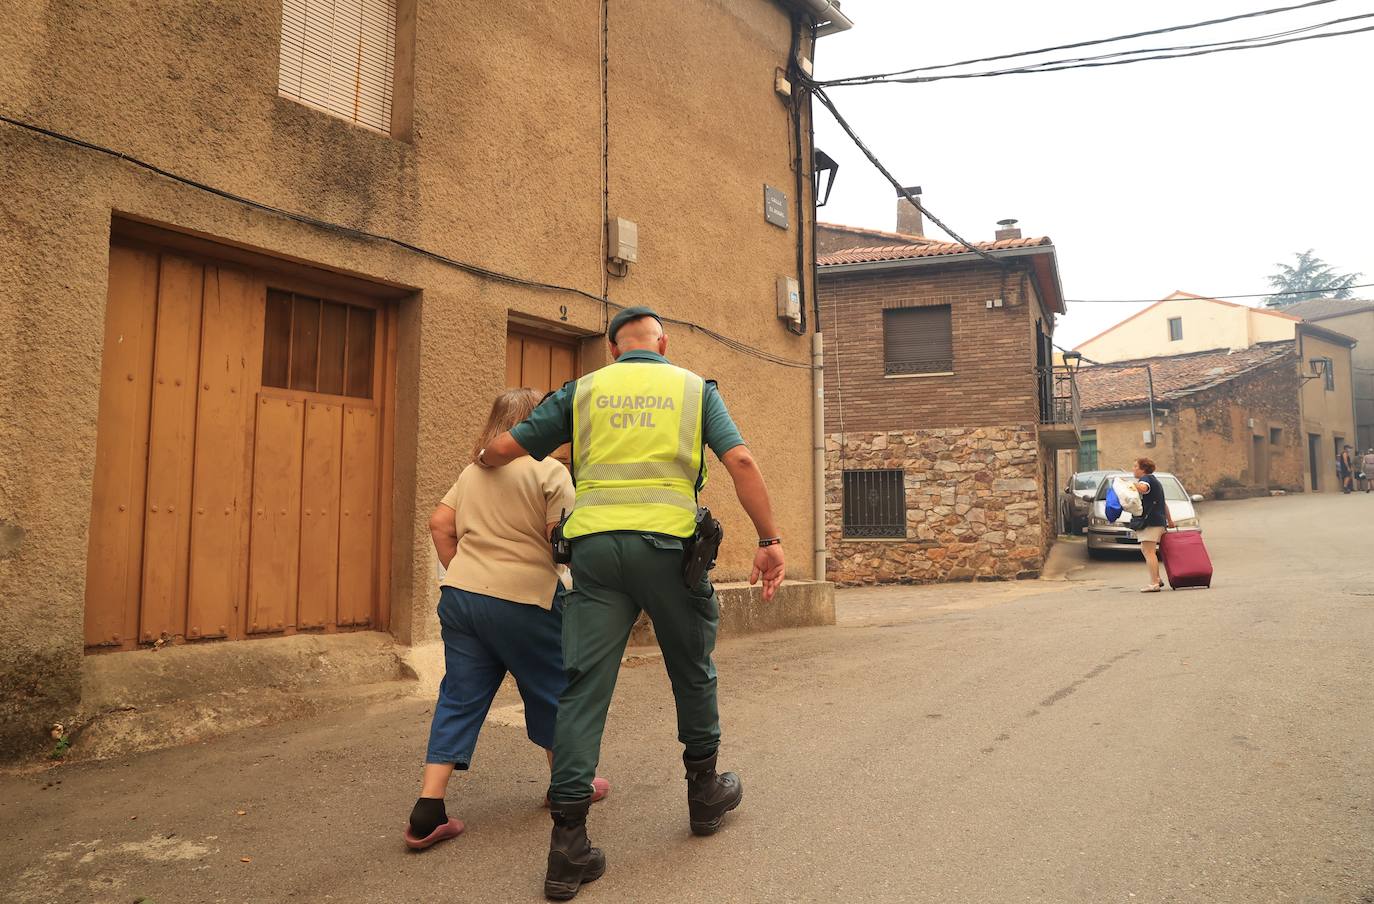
xmin=1111 ymin=475 xmax=1143 ymax=521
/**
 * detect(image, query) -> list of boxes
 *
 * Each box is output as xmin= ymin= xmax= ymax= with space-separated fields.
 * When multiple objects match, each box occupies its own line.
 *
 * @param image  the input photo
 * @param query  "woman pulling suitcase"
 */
xmin=1132 ymin=457 xmax=1174 ymax=593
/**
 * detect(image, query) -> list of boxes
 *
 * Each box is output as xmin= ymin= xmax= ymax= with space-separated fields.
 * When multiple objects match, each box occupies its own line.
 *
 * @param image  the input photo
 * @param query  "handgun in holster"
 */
xmin=682 ymin=506 xmax=723 ymax=588
xmin=550 ymin=508 xmax=572 ymax=565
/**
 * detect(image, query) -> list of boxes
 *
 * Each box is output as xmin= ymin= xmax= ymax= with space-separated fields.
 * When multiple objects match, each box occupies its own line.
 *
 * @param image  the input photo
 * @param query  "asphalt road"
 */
xmin=4 ymin=493 xmax=1373 ymax=903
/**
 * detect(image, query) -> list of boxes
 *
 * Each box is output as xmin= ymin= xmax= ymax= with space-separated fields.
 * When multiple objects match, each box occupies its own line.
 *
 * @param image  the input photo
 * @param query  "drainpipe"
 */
xmin=812 ymin=332 xmax=827 ymax=581
xmin=1145 ymin=363 xmax=1157 ymax=444
xmin=793 ymin=0 xmax=854 ymax=36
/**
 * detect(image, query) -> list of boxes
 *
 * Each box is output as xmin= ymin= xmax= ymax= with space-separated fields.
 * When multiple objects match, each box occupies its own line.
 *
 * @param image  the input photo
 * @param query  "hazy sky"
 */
xmin=810 ymin=0 xmax=1374 ymax=347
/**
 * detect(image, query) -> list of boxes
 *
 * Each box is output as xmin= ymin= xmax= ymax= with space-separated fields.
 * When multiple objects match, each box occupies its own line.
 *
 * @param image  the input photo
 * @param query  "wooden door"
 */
xmin=85 ymin=243 xmax=393 ymax=651
xmin=506 ymin=327 xmax=578 ymax=394
xmin=506 ymin=327 xmax=581 ymax=463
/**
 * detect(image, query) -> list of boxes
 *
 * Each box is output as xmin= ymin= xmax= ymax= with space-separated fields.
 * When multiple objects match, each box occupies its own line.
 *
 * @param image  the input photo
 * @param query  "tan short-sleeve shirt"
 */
xmin=438 ymin=457 xmax=575 ymax=608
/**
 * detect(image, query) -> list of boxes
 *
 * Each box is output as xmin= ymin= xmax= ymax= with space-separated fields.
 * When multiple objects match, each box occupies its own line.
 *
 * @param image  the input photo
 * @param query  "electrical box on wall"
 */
xmin=1143 ymin=430 xmax=1155 ymax=446
xmin=777 ymin=276 xmax=801 ymax=327
xmin=608 ymin=217 xmax=638 ymax=264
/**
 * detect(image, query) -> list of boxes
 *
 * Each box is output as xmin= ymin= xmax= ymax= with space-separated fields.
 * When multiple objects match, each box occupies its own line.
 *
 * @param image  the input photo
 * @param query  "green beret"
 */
xmin=608 ymin=306 xmax=663 ymax=343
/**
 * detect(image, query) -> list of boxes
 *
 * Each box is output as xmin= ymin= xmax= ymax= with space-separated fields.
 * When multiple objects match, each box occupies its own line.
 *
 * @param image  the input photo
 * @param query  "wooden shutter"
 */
xmin=278 ymin=0 xmax=396 ymax=133
xmin=883 ymin=306 xmax=953 ymax=375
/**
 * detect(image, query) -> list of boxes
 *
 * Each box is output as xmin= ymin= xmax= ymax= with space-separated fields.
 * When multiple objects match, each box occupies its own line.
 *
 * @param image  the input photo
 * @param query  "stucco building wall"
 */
xmin=0 ymin=0 xmax=821 ymax=756
xmin=1297 ymin=332 xmax=1358 ymax=491
xmin=1077 ymin=295 xmax=1299 ymax=364
xmin=1311 ymin=311 xmax=1374 ymax=450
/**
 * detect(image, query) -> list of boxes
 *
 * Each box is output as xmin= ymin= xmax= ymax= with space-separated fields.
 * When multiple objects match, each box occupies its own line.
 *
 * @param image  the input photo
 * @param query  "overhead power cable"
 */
xmin=810 ymin=87 xmax=1004 ymax=266
xmin=1066 ymin=283 xmax=1374 ymax=304
xmin=966 ymin=11 xmax=1374 ymax=77
xmin=819 ymin=0 xmax=1343 ymax=85
xmin=832 ymin=21 xmax=1374 ymax=85
xmin=0 ymin=113 xmax=810 ymax=370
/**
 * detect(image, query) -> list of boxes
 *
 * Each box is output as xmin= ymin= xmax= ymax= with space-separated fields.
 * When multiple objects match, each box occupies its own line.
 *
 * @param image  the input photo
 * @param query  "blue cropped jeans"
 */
xmin=424 ymin=586 xmax=566 ymax=768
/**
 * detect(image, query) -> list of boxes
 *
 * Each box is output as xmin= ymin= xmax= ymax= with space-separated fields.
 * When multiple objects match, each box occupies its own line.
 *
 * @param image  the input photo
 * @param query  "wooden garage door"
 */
xmin=84 ymin=243 xmax=393 ymax=651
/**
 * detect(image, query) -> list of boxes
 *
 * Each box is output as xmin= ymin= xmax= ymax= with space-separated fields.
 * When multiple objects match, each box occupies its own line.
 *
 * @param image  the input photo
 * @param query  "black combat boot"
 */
xmin=544 ymin=796 xmax=605 ymax=901
xmin=684 ymin=751 xmax=743 ymax=836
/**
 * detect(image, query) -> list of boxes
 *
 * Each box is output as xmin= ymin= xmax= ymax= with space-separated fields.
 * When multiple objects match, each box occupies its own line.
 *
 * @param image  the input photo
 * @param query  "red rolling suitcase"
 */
xmin=1159 ymin=529 xmax=1213 ymax=589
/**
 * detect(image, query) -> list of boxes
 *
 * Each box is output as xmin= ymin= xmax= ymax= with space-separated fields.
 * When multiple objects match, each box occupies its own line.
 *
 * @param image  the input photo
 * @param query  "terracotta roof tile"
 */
xmin=817 ymin=222 xmax=935 ymax=245
xmin=1281 ymin=297 xmax=1374 ymax=320
xmin=1077 ymin=342 xmax=1295 ymax=413
xmin=818 ymin=235 xmax=1052 ymax=266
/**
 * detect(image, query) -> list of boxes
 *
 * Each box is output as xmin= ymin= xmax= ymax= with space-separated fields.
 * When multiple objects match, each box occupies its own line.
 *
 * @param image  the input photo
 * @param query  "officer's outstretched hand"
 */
xmin=750 ymin=544 xmax=786 ymax=601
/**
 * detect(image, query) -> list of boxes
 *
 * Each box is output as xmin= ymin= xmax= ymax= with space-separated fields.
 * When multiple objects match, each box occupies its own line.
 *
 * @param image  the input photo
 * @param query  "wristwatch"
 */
xmin=757 ymin=536 xmax=782 ymax=548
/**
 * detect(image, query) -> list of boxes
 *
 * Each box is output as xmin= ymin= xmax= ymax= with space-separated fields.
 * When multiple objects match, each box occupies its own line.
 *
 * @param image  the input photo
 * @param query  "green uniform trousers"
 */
xmin=548 ymin=532 xmax=721 ymax=803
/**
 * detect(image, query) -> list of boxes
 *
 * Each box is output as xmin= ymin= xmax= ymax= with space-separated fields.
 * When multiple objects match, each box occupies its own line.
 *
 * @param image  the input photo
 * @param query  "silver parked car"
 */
xmin=1086 ymin=471 xmax=1204 ymax=557
xmin=1062 ymin=470 xmax=1113 ymax=534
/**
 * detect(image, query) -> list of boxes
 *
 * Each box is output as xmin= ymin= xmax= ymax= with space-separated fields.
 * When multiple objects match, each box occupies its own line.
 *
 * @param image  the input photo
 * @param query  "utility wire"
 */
xmin=964 ymin=11 xmax=1374 ymax=77
xmin=819 ymin=0 xmax=1343 ymax=85
xmin=1066 ymin=283 xmax=1374 ymax=303
xmin=810 ymin=87 xmax=1005 ymax=266
xmin=820 ymin=21 xmax=1374 ymax=85
xmin=1 ymin=113 xmax=810 ymax=370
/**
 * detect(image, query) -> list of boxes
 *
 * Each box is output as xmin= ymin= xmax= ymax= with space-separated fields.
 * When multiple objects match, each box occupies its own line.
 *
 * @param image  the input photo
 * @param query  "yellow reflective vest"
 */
xmin=563 ymin=360 xmax=707 ymax=539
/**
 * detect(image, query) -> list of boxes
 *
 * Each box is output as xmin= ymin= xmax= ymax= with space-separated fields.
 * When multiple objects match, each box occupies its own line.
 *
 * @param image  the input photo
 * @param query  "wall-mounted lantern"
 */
xmin=813 ymin=148 xmax=838 ymax=207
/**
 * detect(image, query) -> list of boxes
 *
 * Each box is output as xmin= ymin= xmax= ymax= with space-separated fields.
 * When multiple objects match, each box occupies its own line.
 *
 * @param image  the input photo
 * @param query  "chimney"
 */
xmin=895 ymin=185 xmax=924 ymax=237
xmin=995 ymin=218 xmax=1022 ymax=241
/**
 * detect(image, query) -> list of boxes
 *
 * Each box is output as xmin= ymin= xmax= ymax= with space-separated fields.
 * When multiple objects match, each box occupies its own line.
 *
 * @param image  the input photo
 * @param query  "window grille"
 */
xmin=883 ymin=306 xmax=952 ymax=375
xmin=842 ymin=470 xmax=906 ymax=538
xmin=263 ymin=290 xmax=376 ymax=397
xmin=278 ymin=0 xmax=396 ymax=133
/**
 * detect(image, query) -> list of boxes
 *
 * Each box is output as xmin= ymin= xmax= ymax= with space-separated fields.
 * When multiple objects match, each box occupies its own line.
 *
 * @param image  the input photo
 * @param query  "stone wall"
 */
xmin=1082 ymin=351 xmax=1306 ymax=496
xmin=826 ymin=426 xmax=1048 ymax=586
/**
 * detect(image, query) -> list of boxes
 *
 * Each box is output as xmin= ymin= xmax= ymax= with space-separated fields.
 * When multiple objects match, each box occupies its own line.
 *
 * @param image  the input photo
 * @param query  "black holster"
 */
xmin=682 ymin=507 xmax=723 ymax=588
xmin=550 ymin=508 xmax=572 ymax=564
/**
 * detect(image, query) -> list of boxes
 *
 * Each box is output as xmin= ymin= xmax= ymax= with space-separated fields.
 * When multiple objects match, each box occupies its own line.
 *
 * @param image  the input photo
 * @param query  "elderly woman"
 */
xmin=405 ymin=389 xmax=608 ymax=849
xmin=1133 ymin=456 xmax=1176 ymax=593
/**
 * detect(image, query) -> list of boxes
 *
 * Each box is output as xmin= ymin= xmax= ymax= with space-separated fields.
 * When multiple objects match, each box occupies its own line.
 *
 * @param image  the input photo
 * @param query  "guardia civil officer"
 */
xmin=479 ymin=307 xmax=786 ymax=900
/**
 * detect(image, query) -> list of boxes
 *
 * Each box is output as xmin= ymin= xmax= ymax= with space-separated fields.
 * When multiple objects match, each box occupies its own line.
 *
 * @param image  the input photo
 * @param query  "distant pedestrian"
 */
xmin=1338 ymin=445 xmax=1355 ymax=494
xmin=1133 ymin=457 xmax=1175 ymax=593
xmin=404 ymin=389 xmax=608 ymax=851
xmin=1361 ymin=448 xmax=1374 ymax=493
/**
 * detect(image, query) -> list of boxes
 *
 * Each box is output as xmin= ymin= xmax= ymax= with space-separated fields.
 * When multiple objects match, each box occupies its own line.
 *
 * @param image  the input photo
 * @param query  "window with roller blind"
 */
xmin=278 ymin=0 xmax=397 ymax=134
xmin=883 ymin=305 xmax=953 ymax=375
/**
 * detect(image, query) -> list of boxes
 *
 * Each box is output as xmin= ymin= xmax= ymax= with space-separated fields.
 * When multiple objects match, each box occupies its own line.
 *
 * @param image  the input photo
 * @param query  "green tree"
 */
xmin=1265 ymin=250 xmax=1362 ymax=307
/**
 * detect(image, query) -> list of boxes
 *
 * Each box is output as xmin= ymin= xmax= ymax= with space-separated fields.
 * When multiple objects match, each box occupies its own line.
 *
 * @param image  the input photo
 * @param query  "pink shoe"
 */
xmin=543 ymin=777 xmax=611 ymax=807
xmin=403 ymin=817 xmax=465 ymax=850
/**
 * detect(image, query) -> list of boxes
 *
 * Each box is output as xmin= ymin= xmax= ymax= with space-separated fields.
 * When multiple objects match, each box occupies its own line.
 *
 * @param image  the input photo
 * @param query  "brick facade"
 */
xmin=820 ymin=263 xmax=1045 ymax=433
xmin=826 ymin=426 xmax=1048 ymax=585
